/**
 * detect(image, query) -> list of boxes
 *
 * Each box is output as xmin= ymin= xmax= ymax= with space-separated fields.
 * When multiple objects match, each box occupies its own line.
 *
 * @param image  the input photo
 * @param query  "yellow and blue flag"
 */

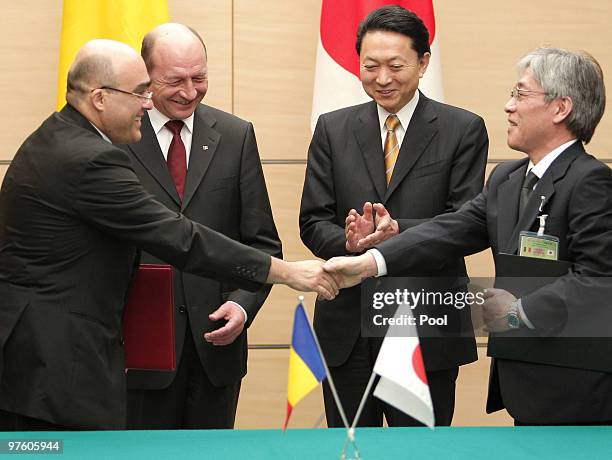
xmin=285 ymin=303 xmax=327 ymax=429
xmin=56 ymin=0 xmax=169 ymax=109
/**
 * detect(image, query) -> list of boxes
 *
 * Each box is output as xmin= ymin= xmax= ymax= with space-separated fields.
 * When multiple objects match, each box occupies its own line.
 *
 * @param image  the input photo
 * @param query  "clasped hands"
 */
xmin=266 ymin=202 xmax=397 ymax=302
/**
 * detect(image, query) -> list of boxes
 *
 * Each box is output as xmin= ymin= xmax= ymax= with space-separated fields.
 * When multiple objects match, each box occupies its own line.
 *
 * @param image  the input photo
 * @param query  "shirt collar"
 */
xmin=376 ymin=90 xmax=420 ymax=132
xmin=148 ymin=106 xmax=195 ymax=135
xmin=527 ymin=139 xmax=578 ymax=178
xmin=89 ymin=122 xmax=112 ymax=143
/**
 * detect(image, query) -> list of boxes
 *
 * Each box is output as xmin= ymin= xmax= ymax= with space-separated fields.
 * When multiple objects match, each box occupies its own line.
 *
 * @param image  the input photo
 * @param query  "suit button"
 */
xmin=177 ymin=305 xmax=187 ymax=314
xmin=120 ymin=337 xmax=125 ymax=346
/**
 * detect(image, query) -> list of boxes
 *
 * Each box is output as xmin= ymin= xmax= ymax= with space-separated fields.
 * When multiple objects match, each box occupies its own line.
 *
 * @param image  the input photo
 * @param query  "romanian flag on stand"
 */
xmin=284 ymin=303 xmax=327 ymax=430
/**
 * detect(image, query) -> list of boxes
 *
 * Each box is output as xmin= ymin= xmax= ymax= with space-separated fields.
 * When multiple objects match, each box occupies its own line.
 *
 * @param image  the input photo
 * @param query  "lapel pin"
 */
xmin=202 ymin=145 xmax=208 ymax=151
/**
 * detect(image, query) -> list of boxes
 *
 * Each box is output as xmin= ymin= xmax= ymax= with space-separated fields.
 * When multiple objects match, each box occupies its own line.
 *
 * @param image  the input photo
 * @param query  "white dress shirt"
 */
xmin=148 ymin=107 xmax=195 ymax=165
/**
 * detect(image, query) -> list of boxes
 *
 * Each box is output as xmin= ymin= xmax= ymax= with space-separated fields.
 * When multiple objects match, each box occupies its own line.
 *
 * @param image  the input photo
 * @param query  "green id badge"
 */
xmin=519 ymin=231 xmax=559 ymax=260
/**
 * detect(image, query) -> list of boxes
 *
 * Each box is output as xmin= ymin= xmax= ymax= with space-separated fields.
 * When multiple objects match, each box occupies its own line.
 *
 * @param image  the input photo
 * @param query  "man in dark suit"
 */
xmin=325 ymin=47 xmax=612 ymax=425
xmin=299 ymin=6 xmax=488 ymax=427
xmin=123 ymin=23 xmax=282 ymax=430
xmin=0 ymin=39 xmax=337 ymax=431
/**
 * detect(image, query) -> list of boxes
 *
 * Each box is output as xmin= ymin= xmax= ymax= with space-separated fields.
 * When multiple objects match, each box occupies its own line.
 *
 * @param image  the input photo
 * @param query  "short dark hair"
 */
xmin=356 ymin=5 xmax=430 ymax=57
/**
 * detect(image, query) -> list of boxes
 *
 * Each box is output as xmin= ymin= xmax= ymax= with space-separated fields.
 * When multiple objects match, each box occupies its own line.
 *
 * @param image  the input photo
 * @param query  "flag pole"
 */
xmin=350 ymin=371 xmax=376 ymax=430
xmin=299 ymin=296 xmax=351 ymax=430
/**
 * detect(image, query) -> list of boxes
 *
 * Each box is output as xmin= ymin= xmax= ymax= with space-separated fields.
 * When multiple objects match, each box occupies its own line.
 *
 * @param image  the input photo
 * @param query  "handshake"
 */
xmin=269 ymin=202 xmax=394 ymax=300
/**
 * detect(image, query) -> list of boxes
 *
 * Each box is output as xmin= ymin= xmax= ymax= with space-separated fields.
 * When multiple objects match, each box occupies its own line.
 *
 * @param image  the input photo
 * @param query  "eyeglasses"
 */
xmin=94 ymin=87 xmax=153 ymax=102
xmin=509 ymin=87 xmax=549 ymax=101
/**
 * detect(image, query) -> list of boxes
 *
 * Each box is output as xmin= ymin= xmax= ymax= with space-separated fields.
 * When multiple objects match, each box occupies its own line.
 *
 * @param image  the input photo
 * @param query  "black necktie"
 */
xmin=519 ymin=170 xmax=539 ymax=216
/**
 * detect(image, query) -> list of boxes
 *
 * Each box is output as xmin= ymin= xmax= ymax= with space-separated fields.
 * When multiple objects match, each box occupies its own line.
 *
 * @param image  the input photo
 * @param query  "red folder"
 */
xmin=123 ymin=264 xmax=176 ymax=371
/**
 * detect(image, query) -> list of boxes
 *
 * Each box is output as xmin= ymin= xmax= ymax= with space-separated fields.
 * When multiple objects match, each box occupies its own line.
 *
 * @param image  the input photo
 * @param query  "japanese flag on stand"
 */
xmin=373 ymin=304 xmax=434 ymax=427
xmin=311 ymin=0 xmax=443 ymax=131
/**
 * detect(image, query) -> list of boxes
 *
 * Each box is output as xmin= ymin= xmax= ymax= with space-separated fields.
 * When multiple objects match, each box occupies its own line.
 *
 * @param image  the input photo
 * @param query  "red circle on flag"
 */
xmin=320 ymin=0 xmax=436 ymax=78
xmin=412 ymin=344 xmax=428 ymax=384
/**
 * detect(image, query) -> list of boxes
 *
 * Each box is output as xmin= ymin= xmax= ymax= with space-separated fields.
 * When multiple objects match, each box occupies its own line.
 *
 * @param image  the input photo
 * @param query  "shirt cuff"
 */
xmin=227 ymin=301 xmax=247 ymax=324
xmin=367 ymin=249 xmax=387 ymax=277
xmin=516 ymin=299 xmax=535 ymax=330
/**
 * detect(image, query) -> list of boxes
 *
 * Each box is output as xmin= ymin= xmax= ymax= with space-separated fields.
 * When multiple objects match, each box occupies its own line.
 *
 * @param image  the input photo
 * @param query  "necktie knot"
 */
xmin=165 ymin=120 xmax=184 ymax=136
xmin=385 ymin=114 xmax=400 ymax=132
xmin=522 ymin=170 xmax=539 ymax=191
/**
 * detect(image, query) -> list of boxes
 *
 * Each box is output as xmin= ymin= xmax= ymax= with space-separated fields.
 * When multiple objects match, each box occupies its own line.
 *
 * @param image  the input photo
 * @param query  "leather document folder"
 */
xmin=123 ymin=264 xmax=176 ymax=371
xmin=490 ymin=253 xmax=612 ymax=373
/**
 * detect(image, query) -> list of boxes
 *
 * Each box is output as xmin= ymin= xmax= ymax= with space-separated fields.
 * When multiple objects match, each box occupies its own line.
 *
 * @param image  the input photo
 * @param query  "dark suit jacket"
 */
xmin=299 ymin=93 xmax=488 ymax=370
xmin=378 ymin=142 xmax=612 ymax=423
xmin=123 ymin=105 xmax=281 ymax=390
xmin=0 ymin=105 xmax=271 ymax=429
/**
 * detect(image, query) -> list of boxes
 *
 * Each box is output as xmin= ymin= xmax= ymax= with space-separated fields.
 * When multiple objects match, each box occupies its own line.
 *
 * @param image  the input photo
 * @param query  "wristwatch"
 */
xmin=507 ymin=299 xmax=521 ymax=329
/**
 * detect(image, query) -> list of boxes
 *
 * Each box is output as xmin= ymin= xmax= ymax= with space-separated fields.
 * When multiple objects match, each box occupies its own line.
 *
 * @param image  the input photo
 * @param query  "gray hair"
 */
xmin=517 ymin=47 xmax=605 ymax=144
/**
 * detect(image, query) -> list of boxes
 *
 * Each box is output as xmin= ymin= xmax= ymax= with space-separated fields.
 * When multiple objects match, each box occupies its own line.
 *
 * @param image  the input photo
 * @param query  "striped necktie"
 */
xmin=384 ymin=114 xmax=401 ymax=185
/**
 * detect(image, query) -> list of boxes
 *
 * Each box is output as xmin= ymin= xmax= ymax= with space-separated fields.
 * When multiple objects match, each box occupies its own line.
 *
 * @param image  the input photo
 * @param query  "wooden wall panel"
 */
xmin=436 ymin=0 xmax=612 ymax=161
xmin=170 ymin=0 xmax=233 ymax=112
xmin=452 ymin=348 xmax=512 ymax=426
xmin=0 ymin=1 xmax=62 ymax=159
xmin=0 ymin=165 xmax=8 ymax=184
xmin=233 ymin=0 xmax=322 ymax=160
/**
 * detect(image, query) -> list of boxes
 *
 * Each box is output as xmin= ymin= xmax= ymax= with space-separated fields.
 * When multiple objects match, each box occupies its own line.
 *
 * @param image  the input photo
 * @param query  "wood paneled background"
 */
xmin=1 ymin=0 xmax=610 ymax=428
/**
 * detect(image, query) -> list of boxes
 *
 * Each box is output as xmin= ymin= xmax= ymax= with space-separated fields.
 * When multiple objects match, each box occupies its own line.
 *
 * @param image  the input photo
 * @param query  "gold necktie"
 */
xmin=384 ymin=115 xmax=401 ymax=185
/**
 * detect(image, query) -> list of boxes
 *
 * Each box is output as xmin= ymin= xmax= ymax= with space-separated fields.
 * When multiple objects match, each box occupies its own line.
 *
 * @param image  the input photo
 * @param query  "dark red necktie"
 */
xmin=165 ymin=120 xmax=187 ymax=200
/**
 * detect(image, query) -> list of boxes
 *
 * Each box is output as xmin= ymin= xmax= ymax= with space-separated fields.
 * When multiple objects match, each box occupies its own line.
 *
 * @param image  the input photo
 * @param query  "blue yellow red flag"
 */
xmin=284 ymin=303 xmax=327 ymax=429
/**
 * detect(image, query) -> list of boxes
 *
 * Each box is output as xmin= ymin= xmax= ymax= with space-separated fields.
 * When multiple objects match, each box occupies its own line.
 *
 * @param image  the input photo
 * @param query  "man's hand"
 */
xmin=204 ymin=302 xmax=245 ymax=346
xmin=482 ymin=288 xmax=517 ymax=332
xmin=355 ymin=203 xmax=399 ymax=249
xmin=323 ymin=253 xmax=378 ymax=289
xmin=267 ymin=258 xmax=340 ymax=300
xmin=345 ymin=202 xmax=375 ymax=252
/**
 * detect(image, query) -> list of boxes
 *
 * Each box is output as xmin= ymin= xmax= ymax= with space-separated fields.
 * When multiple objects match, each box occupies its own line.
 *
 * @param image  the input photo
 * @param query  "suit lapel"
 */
xmin=497 ymin=162 xmax=527 ymax=253
xmin=385 ymin=93 xmax=437 ymax=201
xmin=182 ymin=105 xmax=220 ymax=210
xmin=503 ymin=144 xmax=582 ymax=253
xmin=128 ymin=113 xmax=181 ymax=206
xmin=353 ymin=102 xmax=386 ymax=201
